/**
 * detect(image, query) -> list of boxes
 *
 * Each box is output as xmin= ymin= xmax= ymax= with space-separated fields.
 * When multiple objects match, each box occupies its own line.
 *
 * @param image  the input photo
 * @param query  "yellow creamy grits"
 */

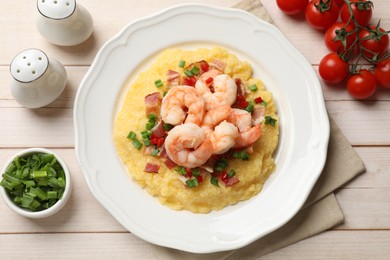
xmin=113 ymin=47 xmax=279 ymax=213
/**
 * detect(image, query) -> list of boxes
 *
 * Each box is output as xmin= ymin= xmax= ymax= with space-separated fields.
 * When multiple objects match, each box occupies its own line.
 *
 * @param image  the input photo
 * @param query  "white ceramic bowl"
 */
xmin=0 ymin=148 xmax=72 ymax=218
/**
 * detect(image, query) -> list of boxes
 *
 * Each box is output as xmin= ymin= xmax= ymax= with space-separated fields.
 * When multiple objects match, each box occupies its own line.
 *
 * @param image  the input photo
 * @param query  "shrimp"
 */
xmin=160 ymin=85 xmax=204 ymax=126
xmin=200 ymin=105 xmax=237 ymax=154
xmin=227 ymin=108 xmax=262 ymax=148
xmin=195 ymin=70 xmax=237 ymax=111
xmin=209 ymin=121 xmax=239 ymax=154
xmin=201 ymin=104 xmax=232 ymax=130
xmin=234 ymin=124 xmax=262 ymax=148
xmin=164 ymin=123 xmax=213 ymax=168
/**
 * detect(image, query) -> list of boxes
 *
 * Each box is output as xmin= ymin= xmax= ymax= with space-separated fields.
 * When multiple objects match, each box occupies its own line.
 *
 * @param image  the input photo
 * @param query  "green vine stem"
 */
xmin=338 ymin=0 xmax=389 ymax=74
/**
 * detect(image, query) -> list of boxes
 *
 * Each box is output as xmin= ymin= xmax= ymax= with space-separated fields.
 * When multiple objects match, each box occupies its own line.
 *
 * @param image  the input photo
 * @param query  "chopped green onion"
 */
xmin=23 ymin=180 xmax=35 ymax=188
xmin=141 ymin=130 xmax=152 ymax=139
xmin=47 ymin=191 xmax=58 ymax=199
xmin=214 ymin=158 xmax=228 ymax=172
xmin=146 ymin=113 xmax=157 ymax=130
xmin=29 ymin=187 xmax=48 ymax=201
xmin=184 ymin=70 xmax=193 ymax=77
xmin=185 ymin=178 xmax=199 ymax=188
xmin=143 ymin=138 xmax=151 ymax=146
xmin=151 ymin=149 xmax=160 ymax=157
xmin=227 ymin=169 xmax=236 ymax=178
xmin=265 ymin=116 xmax=277 ymax=127
xmin=147 ymin=113 xmax=158 ymax=121
xmin=6 ymin=162 xmax=16 ymax=174
xmin=21 ymin=194 xmax=34 ymax=208
xmin=191 ymin=66 xmax=200 ymax=75
xmin=232 ymin=151 xmax=250 ymax=161
xmin=249 ymin=84 xmax=258 ymax=92
xmin=261 ymin=100 xmax=267 ymax=106
xmin=175 ymin=166 xmax=187 ymax=176
xmin=146 ymin=121 xmax=156 ymax=130
xmin=245 ymin=102 xmax=254 ymax=114
xmin=162 ymin=123 xmax=173 ymax=131
xmin=154 ymin=79 xmax=163 ymax=88
xmin=191 ymin=168 xmax=200 ymax=177
xmin=127 ymin=131 xmax=137 ymax=140
xmin=30 ymin=170 xmax=48 ymax=179
xmin=132 ymin=139 xmax=143 ymax=150
xmin=211 ymin=177 xmax=220 ymax=187
xmin=163 ymin=91 xmax=168 ymax=97
xmin=178 ymin=60 xmax=186 ymax=68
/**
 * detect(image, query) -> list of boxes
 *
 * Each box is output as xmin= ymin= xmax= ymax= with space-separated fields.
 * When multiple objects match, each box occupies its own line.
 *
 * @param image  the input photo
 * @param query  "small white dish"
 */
xmin=10 ymin=48 xmax=67 ymax=109
xmin=74 ymin=4 xmax=329 ymax=253
xmin=0 ymin=148 xmax=72 ymax=219
xmin=36 ymin=0 xmax=93 ymax=46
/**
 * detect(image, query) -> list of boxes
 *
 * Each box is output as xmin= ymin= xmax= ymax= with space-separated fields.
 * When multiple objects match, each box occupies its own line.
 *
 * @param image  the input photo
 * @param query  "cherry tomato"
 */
xmin=277 ymin=0 xmax=308 ymax=15
xmin=347 ymin=70 xmax=377 ymax=99
xmin=324 ymin=22 xmax=356 ymax=52
xmin=359 ymin=25 xmax=390 ymax=60
xmin=340 ymin=0 xmax=372 ymax=28
xmin=374 ymin=59 xmax=390 ymax=88
xmin=319 ymin=53 xmax=349 ymax=84
xmin=305 ymin=0 xmax=340 ymax=30
xmin=334 ymin=0 xmax=345 ymax=6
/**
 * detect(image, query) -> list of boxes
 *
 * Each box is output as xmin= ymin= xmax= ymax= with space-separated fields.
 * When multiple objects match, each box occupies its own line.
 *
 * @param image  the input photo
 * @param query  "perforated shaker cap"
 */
xmin=10 ymin=49 xmax=49 ymax=83
xmin=37 ymin=0 xmax=76 ymax=20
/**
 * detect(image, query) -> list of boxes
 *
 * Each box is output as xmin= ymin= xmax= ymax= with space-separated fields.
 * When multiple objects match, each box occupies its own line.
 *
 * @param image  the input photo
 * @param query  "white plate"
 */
xmin=74 ymin=4 xmax=329 ymax=253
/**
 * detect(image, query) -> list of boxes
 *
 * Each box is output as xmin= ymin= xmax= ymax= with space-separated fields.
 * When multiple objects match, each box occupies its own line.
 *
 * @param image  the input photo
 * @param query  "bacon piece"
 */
xmin=252 ymin=105 xmax=265 ymax=125
xmin=145 ymin=92 xmax=162 ymax=116
xmin=235 ymin=78 xmax=249 ymax=97
xmin=159 ymin=146 xmax=168 ymax=159
xmin=210 ymin=59 xmax=226 ymax=72
xmin=223 ymin=176 xmax=240 ymax=186
xmin=143 ymin=146 xmax=154 ymax=155
xmin=144 ymin=162 xmax=160 ymax=173
xmin=164 ymin=158 xmax=177 ymax=169
xmin=151 ymin=121 xmax=166 ymax=138
xmin=167 ymin=70 xmax=180 ymax=87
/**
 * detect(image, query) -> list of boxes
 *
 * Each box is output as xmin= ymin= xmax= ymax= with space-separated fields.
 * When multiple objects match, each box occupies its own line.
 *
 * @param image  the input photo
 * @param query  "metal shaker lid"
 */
xmin=10 ymin=49 xmax=49 ymax=83
xmin=37 ymin=0 xmax=76 ymax=20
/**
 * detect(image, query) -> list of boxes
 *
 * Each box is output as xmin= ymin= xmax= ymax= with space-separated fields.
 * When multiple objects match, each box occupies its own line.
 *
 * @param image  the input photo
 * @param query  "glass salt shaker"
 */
xmin=10 ymin=49 xmax=67 ymax=109
xmin=36 ymin=0 xmax=93 ymax=46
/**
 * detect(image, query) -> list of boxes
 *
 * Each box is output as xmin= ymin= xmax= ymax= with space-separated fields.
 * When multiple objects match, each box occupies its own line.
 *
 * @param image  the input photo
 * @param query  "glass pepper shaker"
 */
xmin=36 ymin=0 xmax=93 ymax=46
xmin=10 ymin=49 xmax=67 ymax=108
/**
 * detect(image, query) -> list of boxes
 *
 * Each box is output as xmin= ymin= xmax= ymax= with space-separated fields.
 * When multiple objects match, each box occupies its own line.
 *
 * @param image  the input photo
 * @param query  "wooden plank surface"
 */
xmin=0 ymin=0 xmax=389 ymax=259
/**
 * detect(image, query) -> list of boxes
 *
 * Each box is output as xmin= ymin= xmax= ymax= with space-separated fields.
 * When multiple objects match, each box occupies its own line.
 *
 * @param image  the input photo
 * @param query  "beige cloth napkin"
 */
xmin=151 ymin=0 xmax=366 ymax=258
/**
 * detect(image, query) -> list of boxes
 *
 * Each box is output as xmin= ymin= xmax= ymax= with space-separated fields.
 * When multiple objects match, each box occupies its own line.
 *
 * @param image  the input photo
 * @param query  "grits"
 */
xmin=113 ymin=47 xmax=279 ymax=213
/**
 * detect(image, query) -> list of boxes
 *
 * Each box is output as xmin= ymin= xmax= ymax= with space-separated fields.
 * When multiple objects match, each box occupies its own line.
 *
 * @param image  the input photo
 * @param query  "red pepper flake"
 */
xmin=186 ymin=168 xmax=193 ymax=178
xmin=200 ymin=62 xmax=209 ymax=72
xmin=254 ymin=96 xmax=263 ymax=104
xmin=220 ymin=171 xmax=228 ymax=184
xmin=156 ymin=137 xmax=165 ymax=148
xmin=197 ymin=175 xmax=203 ymax=183
xmin=182 ymin=76 xmax=197 ymax=87
xmin=205 ymin=77 xmax=213 ymax=85
xmin=235 ymin=95 xmax=249 ymax=109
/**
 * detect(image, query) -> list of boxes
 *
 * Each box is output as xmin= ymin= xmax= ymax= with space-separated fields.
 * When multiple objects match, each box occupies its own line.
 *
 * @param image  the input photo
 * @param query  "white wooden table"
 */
xmin=1 ymin=1 xmax=389 ymax=258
